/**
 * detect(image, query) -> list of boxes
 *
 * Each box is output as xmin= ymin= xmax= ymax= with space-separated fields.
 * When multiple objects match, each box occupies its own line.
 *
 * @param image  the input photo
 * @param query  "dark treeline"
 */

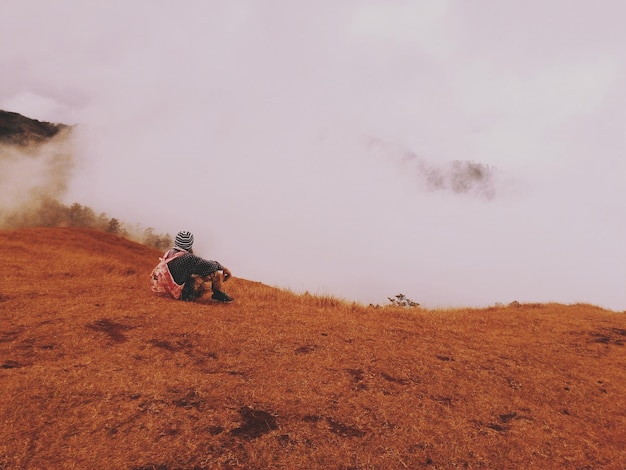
xmin=1 ymin=197 xmax=172 ymax=251
xmin=0 ymin=109 xmax=67 ymax=145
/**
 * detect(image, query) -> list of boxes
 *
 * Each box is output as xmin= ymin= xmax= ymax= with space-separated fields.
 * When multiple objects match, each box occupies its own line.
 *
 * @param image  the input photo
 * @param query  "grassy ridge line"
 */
xmin=0 ymin=227 xmax=625 ymax=469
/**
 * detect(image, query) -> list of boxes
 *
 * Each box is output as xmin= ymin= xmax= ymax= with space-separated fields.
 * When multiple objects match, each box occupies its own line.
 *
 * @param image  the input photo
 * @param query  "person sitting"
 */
xmin=151 ymin=230 xmax=234 ymax=303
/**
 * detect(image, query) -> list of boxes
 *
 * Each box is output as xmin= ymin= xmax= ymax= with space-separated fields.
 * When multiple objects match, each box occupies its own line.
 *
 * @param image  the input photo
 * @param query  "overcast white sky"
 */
xmin=1 ymin=1 xmax=625 ymax=310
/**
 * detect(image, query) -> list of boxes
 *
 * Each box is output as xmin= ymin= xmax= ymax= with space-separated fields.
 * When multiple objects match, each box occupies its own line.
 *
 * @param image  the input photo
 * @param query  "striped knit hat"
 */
xmin=174 ymin=230 xmax=194 ymax=250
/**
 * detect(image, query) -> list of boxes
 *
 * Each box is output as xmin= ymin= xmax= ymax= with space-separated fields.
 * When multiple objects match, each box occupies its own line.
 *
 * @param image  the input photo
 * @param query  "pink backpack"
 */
xmin=150 ymin=250 xmax=187 ymax=299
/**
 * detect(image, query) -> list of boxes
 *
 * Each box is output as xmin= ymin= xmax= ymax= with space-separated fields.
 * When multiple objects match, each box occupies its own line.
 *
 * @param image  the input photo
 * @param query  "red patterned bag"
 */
xmin=150 ymin=250 xmax=186 ymax=299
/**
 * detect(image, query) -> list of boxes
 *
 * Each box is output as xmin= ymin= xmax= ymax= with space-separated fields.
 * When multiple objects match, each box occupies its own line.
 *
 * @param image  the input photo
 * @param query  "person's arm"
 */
xmin=222 ymin=266 xmax=232 ymax=281
xmin=190 ymin=255 xmax=223 ymax=277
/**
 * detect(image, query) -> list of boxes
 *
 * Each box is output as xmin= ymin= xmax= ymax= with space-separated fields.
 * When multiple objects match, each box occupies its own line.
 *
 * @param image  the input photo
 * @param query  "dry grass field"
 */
xmin=1 ymin=227 xmax=625 ymax=469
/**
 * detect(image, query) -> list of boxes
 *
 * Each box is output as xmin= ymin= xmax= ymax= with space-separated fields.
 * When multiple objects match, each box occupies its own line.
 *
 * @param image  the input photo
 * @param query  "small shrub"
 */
xmin=387 ymin=294 xmax=420 ymax=308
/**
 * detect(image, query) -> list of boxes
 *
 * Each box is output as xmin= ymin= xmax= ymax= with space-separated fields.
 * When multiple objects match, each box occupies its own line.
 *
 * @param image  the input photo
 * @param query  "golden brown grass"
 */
xmin=1 ymin=227 xmax=625 ymax=469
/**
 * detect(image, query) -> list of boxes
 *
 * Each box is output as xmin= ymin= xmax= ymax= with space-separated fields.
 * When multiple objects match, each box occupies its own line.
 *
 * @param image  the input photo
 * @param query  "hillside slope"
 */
xmin=0 ymin=109 xmax=68 ymax=146
xmin=1 ymin=228 xmax=625 ymax=469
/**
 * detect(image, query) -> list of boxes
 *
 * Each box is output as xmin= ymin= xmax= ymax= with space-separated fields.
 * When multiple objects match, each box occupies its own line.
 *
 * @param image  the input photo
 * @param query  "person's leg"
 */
xmin=182 ymin=275 xmax=210 ymax=301
xmin=209 ymin=271 xmax=233 ymax=302
xmin=208 ymin=271 xmax=224 ymax=292
xmin=180 ymin=279 xmax=198 ymax=301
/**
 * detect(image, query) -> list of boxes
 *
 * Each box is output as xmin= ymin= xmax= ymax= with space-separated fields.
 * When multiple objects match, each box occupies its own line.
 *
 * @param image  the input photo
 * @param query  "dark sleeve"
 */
xmin=167 ymin=253 xmax=223 ymax=285
xmin=190 ymin=255 xmax=224 ymax=277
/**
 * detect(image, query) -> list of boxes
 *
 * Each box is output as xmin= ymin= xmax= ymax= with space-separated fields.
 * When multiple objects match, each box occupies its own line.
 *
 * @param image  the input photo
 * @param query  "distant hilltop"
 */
xmin=0 ymin=109 xmax=172 ymax=250
xmin=0 ymin=109 xmax=69 ymax=146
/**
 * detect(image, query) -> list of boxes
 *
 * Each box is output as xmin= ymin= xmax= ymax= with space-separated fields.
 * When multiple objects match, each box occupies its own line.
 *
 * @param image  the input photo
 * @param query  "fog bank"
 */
xmin=1 ymin=1 xmax=624 ymax=310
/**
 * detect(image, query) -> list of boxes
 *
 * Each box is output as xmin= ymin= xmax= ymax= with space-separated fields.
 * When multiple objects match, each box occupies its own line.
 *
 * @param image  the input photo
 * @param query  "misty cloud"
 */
xmin=365 ymin=136 xmax=499 ymax=199
xmin=0 ymin=112 xmax=74 ymax=225
xmin=418 ymin=160 xmax=496 ymax=199
xmin=0 ymin=1 xmax=624 ymax=310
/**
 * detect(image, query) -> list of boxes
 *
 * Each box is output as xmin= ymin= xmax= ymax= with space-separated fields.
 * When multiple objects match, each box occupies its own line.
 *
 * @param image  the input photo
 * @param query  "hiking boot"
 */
xmin=211 ymin=290 xmax=234 ymax=303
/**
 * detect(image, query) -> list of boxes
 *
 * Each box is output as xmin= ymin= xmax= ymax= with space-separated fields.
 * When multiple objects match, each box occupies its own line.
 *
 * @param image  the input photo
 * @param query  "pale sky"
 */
xmin=1 ymin=1 xmax=625 ymax=310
